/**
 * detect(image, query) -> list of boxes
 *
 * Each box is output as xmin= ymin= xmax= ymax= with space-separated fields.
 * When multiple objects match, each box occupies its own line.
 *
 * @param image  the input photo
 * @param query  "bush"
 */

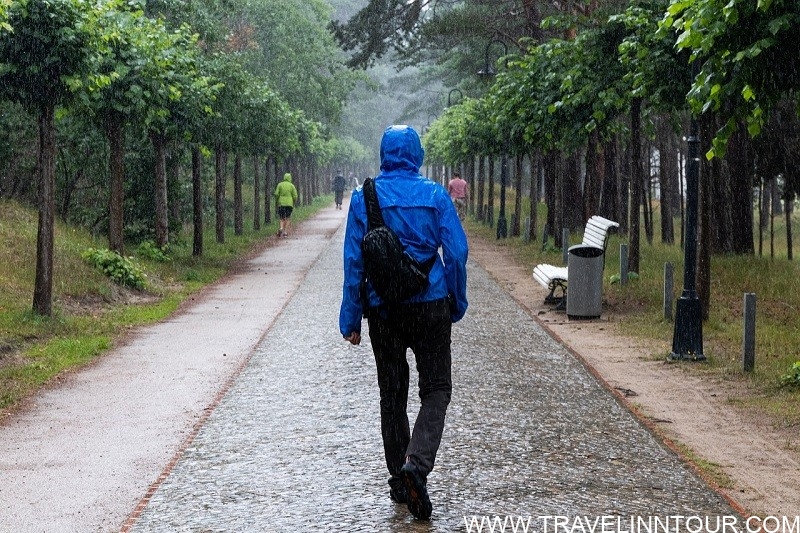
xmin=780 ymin=362 xmax=800 ymax=387
xmin=136 ymin=240 xmax=171 ymax=263
xmin=81 ymin=248 xmax=146 ymax=290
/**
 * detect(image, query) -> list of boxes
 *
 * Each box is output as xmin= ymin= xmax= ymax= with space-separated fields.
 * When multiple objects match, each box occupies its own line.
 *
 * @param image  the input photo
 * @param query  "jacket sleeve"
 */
xmin=339 ymin=193 xmax=367 ymax=336
xmin=439 ymin=192 xmax=469 ymax=322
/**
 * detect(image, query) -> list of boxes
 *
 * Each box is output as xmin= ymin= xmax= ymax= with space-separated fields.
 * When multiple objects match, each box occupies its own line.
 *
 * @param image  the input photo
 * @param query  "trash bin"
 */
xmin=566 ymin=244 xmax=605 ymax=319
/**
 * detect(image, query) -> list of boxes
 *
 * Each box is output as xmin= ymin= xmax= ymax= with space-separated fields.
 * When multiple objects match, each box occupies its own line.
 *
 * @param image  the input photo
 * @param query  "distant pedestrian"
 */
xmin=333 ymin=172 xmax=346 ymax=210
xmin=339 ymin=125 xmax=468 ymax=520
xmin=274 ymin=172 xmax=298 ymax=237
xmin=447 ymin=172 xmax=468 ymax=221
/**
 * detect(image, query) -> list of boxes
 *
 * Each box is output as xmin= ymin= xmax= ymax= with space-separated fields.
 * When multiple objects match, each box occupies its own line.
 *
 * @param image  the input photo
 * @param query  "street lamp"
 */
xmin=477 ymin=39 xmax=509 ymax=239
xmin=445 ymin=89 xmax=463 ymax=184
xmin=478 ymin=38 xmax=507 ymax=78
xmin=670 ymin=62 xmax=704 ymax=361
xmin=447 ymin=88 xmax=463 ymax=107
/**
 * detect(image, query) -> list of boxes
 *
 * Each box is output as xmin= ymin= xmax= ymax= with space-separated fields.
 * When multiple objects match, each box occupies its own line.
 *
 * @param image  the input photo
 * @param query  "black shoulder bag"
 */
xmin=360 ymin=178 xmax=436 ymax=305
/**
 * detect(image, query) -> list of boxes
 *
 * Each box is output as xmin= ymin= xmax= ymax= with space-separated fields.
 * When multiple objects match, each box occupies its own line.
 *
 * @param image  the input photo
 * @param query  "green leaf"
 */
xmin=757 ymin=0 xmax=773 ymax=11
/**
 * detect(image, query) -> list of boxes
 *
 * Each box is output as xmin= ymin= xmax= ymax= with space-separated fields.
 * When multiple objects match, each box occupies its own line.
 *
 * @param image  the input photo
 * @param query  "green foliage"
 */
xmin=136 ymin=240 xmax=171 ymax=263
xmin=240 ymin=0 xmax=355 ymax=127
xmin=780 ymin=362 xmax=800 ymax=387
xmin=81 ymin=247 xmax=146 ymax=290
xmin=0 ymin=0 xmax=93 ymax=108
xmin=663 ymin=0 xmax=800 ymax=156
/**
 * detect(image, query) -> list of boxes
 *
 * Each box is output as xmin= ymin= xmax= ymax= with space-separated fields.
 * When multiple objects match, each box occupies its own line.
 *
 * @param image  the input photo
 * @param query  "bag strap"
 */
xmin=363 ymin=178 xmax=385 ymax=230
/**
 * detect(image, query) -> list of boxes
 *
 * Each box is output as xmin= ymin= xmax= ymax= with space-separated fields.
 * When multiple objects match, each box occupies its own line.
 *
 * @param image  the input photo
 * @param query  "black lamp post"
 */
xmin=670 ymin=63 xmax=704 ymax=361
xmin=447 ymin=88 xmax=463 ymax=107
xmin=425 ymin=113 xmax=436 ymax=180
xmin=446 ymin=89 xmax=463 ymax=184
xmin=478 ymin=39 xmax=509 ymax=239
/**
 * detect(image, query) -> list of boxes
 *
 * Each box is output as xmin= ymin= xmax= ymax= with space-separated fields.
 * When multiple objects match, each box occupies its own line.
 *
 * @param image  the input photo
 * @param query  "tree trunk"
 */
xmin=528 ymin=151 xmax=539 ymax=242
xmin=554 ymin=152 xmax=565 ymax=248
xmin=311 ymin=160 xmax=319 ymax=199
xmin=253 ymin=154 xmax=261 ymax=231
xmin=658 ymin=125 xmax=676 ymax=245
xmin=770 ymin=179 xmax=776 ymax=258
xmin=234 ymin=153 xmax=243 ymax=236
xmin=643 ymin=140 xmax=653 ymax=245
xmin=728 ymin=122 xmax=755 ymax=254
xmin=215 ymin=149 xmax=227 ymax=244
xmin=521 ymin=0 xmax=544 ymax=41
xmin=167 ymin=141 xmax=181 ymax=231
xmin=600 ymin=136 xmax=619 ymax=224
xmin=698 ymin=114 xmax=715 ymax=321
xmin=584 ymin=130 xmax=602 ymax=221
xmin=264 ymin=156 xmax=273 ymax=225
xmin=59 ymin=147 xmax=86 ymax=223
xmin=151 ymin=131 xmax=169 ymax=248
xmin=476 ymin=155 xmax=485 ymax=222
xmin=628 ymin=97 xmax=643 ymax=274
xmin=487 ymin=157 xmax=495 ymax=226
xmin=544 ymin=150 xmax=558 ymax=243
xmin=192 ymin=145 xmax=203 ymax=256
xmin=757 ymin=178 xmax=764 ymax=256
xmin=106 ymin=118 xmax=125 ymax=254
xmin=304 ymin=158 xmax=313 ymax=206
xmin=786 ymin=198 xmax=794 ymax=261
xmin=565 ymin=150 xmax=583 ymax=230
xmin=33 ymin=103 xmax=56 ymax=316
xmin=468 ymin=155 xmax=476 ymax=217
xmin=288 ymin=157 xmax=300 ymax=206
xmin=512 ymin=153 xmax=523 ymax=237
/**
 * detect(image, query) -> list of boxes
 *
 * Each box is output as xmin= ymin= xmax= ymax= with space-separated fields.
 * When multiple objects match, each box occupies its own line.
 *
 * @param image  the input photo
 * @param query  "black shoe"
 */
xmin=400 ymin=461 xmax=432 ymax=520
xmin=389 ymin=485 xmax=408 ymax=504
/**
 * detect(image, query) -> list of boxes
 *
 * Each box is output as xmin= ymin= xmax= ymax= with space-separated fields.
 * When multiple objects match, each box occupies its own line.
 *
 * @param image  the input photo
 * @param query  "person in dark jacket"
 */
xmin=339 ymin=125 xmax=468 ymax=520
xmin=333 ymin=172 xmax=346 ymax=210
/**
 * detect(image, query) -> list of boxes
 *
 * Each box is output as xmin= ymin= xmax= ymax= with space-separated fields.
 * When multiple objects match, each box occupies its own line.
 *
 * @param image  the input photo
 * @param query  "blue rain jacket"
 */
xmin=339 ymin=125 xmax=469 ymax=337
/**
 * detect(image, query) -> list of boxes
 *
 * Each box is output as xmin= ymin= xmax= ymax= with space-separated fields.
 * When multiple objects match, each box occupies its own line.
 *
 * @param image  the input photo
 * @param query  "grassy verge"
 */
xmin=0 ymin=196 xmax=333 ymax=413
xmin=464 ymin=200 xmax=800 ymax=430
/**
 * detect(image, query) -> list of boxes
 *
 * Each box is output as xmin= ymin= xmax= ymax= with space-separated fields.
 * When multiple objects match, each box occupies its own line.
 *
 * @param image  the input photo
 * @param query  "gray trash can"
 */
xmin=566 ymin=244 xmax=605 ymax=319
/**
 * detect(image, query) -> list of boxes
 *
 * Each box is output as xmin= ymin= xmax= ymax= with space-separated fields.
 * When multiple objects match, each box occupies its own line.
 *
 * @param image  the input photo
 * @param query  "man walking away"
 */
xmin=333 ymin=171 xmax=346 ymax=210
xmin=339 ymin=125 xmax=469 ymax=520
xmin=447 ymin=172 xmax=468 ymax=221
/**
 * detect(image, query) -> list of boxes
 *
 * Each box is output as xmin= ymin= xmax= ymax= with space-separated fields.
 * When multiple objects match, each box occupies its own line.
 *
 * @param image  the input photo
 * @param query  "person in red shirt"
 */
xmin=447 ymin=172 xmax=468 ymax=220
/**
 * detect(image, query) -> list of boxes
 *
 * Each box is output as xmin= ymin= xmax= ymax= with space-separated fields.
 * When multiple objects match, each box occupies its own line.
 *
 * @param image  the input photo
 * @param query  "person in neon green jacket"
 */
xmin=274 ymin=172 xmax=298 ymax=237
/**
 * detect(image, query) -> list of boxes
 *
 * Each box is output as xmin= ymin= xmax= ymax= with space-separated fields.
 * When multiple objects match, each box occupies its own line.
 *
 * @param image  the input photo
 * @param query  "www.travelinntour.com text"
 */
xmin=461 ymin=515 xmax=800 ymax=533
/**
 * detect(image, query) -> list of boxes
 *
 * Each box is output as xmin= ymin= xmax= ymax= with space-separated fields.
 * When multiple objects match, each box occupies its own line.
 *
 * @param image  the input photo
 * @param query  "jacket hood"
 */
xmin=283 ymin=173 xmax=292 ymax=182
xmin=379 ymin=125 xmax=424 ymax=173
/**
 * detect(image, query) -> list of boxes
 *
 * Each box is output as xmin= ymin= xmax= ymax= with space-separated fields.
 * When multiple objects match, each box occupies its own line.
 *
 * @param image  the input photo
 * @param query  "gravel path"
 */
xmin=0 ymin=203 xmax=737 ymax=532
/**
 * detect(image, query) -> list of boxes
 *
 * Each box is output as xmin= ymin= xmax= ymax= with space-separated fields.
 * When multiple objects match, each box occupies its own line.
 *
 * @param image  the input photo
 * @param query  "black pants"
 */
xmin=367 ymin=299 xmax=452 ymax=490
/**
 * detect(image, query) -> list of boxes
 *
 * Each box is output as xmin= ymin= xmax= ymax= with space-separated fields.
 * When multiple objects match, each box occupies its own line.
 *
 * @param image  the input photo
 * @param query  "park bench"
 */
xmin=532 ymin=215 xmax=619 ymax=306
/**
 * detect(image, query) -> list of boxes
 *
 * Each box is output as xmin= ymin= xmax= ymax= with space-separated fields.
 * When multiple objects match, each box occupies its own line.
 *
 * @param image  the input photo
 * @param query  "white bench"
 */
xmin=532 ymin=215 xmax=619 ymax=306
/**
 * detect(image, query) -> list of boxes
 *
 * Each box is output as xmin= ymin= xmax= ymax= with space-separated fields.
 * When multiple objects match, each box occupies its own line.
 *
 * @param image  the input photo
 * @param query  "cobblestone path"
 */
xmin=128 ymin=225 xmax=735 ymax=532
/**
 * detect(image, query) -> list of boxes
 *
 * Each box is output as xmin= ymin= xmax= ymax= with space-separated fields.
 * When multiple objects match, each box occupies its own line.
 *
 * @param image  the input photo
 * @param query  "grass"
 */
xmin=672 ymin=441 xmax=736 ymax=490
xmin=465 ymin=188 xmax=800 ymax=430
xmin=0 ymin=195 xmax=332 ymax=412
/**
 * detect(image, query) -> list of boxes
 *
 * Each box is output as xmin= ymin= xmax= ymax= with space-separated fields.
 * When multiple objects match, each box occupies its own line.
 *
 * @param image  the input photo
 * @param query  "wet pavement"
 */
xmin=125 ymin=216 xmax=737 ymax=531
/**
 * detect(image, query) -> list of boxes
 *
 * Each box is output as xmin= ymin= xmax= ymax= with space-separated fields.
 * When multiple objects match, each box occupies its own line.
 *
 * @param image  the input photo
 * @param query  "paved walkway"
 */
xmin=1 ymin=203 xmax=736 ymax=532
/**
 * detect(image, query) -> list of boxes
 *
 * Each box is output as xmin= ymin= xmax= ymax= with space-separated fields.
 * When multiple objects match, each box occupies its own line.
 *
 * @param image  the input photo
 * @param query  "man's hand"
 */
xmin=344 ymin=332 xmax=361 ymax=345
